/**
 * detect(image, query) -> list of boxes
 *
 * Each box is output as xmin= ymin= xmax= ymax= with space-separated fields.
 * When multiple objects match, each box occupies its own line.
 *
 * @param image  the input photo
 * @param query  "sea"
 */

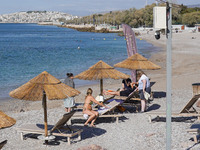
xmin=0 ymin=23 xmax=160 ymax=101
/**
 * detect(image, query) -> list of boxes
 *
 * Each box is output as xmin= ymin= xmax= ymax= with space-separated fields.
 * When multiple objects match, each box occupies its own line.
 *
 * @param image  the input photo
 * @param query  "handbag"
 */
xmin=144 ymin=91 xmax=150 ymax=100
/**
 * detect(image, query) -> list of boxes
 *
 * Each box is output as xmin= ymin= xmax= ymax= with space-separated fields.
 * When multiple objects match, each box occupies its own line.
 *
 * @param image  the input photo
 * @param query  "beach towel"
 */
xmin=97 ymin=107 xmax=110 ymax=115
xmin=107 ymin=99 xmax=124 ymax=104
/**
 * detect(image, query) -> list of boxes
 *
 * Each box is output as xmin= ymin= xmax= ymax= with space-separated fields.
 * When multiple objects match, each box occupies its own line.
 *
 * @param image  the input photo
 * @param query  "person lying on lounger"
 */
xmin=83 ymin=88 xmax=109 ymax=127
xmin=121 ymin=78 xmax=132 ymax=91
xmin=104 ymin=83 xmax=137 ymax=97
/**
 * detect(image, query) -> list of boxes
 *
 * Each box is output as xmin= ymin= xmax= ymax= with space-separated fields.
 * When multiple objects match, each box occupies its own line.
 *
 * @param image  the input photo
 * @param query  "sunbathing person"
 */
xmin=83 ymin=88 xmax=108 ymax=127
xmin=121 ymin=78 xmax=132 ymax=91
xmin=104 ymin=84 xmax=137 ymax=97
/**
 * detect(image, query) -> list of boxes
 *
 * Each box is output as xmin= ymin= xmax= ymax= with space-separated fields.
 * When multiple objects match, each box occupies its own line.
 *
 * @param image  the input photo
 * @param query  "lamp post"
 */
xmin=166 ymin=0 xmax=172 ymax=149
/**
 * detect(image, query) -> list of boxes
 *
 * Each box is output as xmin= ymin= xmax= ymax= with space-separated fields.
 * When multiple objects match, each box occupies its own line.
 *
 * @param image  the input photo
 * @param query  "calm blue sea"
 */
xmin=0 ymin=23 xmax=160 ymax=100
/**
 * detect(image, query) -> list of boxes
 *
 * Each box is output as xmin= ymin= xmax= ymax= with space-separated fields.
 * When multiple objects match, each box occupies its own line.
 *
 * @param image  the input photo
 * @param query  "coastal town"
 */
xmin=0 ymin=11 xmax=78 ymax=24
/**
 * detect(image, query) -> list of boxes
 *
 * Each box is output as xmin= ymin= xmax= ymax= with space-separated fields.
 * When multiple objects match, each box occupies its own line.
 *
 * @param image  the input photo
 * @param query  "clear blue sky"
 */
xmin=0 ymin=0 xmax=199 ymax=16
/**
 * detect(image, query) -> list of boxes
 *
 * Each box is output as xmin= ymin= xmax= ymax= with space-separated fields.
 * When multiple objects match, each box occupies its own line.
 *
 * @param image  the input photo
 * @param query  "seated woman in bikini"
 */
xmin=83 ymin=88 xmax=109 ymax=127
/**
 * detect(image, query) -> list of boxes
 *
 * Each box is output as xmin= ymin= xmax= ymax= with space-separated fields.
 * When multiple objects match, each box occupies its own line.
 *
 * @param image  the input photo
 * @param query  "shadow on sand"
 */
xmin=152 ymin=91 xmax=166 ymax=98
xmin=21 ymin=125 xmax=106 ymax=146
xmin=150 ymin=116 xmax=197 ymax=123
xmin=147 ymin=104 xmax=161 ymax=112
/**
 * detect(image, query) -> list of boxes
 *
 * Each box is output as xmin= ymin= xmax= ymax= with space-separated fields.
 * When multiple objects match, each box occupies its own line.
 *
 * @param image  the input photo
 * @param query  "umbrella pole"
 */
xmin=42 ymin=91 xmax=48 ymax=137
xmin=136 ymin=70 xmax=138 ymax=81
xmin=100 ymin=79 xmax=103 ymax=95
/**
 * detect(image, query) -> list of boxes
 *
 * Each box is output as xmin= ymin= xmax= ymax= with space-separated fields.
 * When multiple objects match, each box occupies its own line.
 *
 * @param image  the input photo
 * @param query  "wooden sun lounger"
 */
xmin=146 ymin=94 xmax=200 ymax=123
xmin=71 ymin=101 xmax=123 ymax=124
xmin=187 ymin=128 xmax=200 ymax=143
xmin=71 ymin=112 xmax=123 ymax=124
xmin=16 ymin=124 xmax=82 ymax=145
xmin=15 ymin=111 xmax=83 ymax=145
xmin=0 ymin=140 xmax=7 ymax=150
xmin=93 ymin=88 xmax=121 ymax=108
xmin=112 ymin=90 xmax=142 ymax=112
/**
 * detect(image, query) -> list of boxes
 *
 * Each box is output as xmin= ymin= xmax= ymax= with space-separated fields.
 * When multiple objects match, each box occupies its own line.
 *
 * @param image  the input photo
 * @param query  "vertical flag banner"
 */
xmin=122 ymin=24 xmax=138 ymax=82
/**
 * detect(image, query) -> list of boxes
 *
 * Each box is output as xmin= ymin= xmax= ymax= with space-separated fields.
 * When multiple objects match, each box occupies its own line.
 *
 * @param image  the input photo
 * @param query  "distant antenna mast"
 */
xmin=155 ymin=0 xmax=159 ymax=6
xmin=157 ymin=0 xmax=179 ymax=7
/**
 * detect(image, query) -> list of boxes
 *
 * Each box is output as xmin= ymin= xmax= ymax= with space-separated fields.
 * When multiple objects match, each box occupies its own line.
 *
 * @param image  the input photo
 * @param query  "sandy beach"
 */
xmin=0 ymin=30 xmax=200 ymax=150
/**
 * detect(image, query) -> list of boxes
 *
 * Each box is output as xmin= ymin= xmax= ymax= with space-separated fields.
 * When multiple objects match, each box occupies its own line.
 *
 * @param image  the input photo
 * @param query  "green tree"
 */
xmin=143 ymin=4 xmax=155 ymax=27
xmin=172 ymin=7 xmax=182 ymax=24
xmin=58 ymin=18 xmax=67 ymax=23
xmin=64 ymin=3 xmax=200 ymax=28
xmin=133 ymin=9 xmax=144 ymax=27
xmin=182 ymin=11 xmax=200 ymax=27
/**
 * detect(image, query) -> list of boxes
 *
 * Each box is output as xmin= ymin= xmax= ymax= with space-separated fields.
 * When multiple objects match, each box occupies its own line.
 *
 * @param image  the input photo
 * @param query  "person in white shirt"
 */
xmin=133 ymin=70 xmax=151 ymax=113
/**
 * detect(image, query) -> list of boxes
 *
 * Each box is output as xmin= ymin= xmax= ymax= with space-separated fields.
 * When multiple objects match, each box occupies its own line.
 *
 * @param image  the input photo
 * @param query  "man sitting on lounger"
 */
xmin=83 ymin=88 xmax=109 ymax=127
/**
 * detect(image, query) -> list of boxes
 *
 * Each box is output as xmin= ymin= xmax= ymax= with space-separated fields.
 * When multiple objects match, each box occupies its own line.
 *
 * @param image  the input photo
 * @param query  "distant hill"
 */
xmin=0 ymin=11 xmax=78 ymax=23
xmin=187 ymin=4 xmax=200 ymax=8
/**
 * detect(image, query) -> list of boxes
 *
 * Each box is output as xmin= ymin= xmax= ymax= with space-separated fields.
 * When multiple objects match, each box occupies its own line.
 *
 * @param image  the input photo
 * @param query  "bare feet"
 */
xmin=90 ymin=124 xmax=96 ymax=127
xmin=103 ymin=90 xmax=109 ymax=95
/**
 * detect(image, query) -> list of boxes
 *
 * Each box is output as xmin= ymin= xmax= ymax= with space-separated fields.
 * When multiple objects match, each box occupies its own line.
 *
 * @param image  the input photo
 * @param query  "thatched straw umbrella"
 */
xmin=9 ymin=71 xmax=80 ymax=138
xmin=0 ymin=110 xmax=16 ymax=129
xmin=114 ymin=53 xmax=161 ymax=70
xmin=74 ymin=60 xmax=129 ymax=95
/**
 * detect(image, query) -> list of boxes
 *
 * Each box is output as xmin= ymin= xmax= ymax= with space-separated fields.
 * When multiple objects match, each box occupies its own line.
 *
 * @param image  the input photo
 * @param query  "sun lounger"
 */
xmin=92 ymin=88 xmax=121 ymax=109
xmin=111 ymin=90 xmax=142 ymax=112
xmin=187 ymin=128 xmax=200 ymax=143
xmin=147 ymin=94 xmax=200 ymax=123
xmin=0 ymin=140 xmax=7 ymax=150
xmin=187 ymin=123 xmax=200 ymax=143
xmin=15 ymin=111 xmax=83 ymax=145
xmin=71 ymin=100 xmax=123 ymax=124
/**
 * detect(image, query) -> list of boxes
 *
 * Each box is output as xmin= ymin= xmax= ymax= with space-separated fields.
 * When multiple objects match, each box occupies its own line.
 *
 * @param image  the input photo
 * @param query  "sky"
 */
xmin=0 ymin=0 xmax=199 ymax=16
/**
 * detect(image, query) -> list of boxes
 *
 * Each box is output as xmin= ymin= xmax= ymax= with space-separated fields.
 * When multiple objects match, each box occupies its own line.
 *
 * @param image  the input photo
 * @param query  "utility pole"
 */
xmin=166 ymin=0 xmax=172 ymax=150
